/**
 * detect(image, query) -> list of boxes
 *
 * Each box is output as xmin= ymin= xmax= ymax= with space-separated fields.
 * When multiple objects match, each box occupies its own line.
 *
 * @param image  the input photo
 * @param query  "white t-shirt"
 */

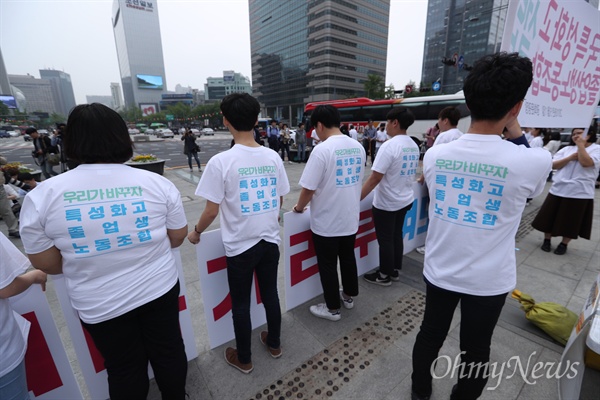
xmin=433 ymin=128 xmax=463 ymax=146
xmin=372 ymin=135 xmax=420 ymax=211
xmin=299 ymin=134 xmax=366 ymax=236
xmin=196 ymin=145 xmax=290 ymax=257
xmin=423 ymin=134 xmax=551 ymax=296
xmin=20 ymin=164 xmax=187 ymax=323
xmin=4 ymin=184 xmax=17 ymax=199
xmin=550 ymin=144 xmax=600 ymax=199
xmin=0 ymin=233 xmax=31 ymax=378
xmin=544 ymin=140 xmax=561 ymax=155
xmin=375 ymin=130 xmax=387 ymax=148
xmin=349 ymin=128 xmax=358 ymax=141
xmin=529 ymin=136 xmax=543 ymax=148
xmin=311 ymin=129 xmax=320 ymax=145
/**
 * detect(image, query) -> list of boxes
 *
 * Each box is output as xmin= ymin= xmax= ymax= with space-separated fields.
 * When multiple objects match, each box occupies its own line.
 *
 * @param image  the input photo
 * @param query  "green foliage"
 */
xmin=384 ymin=83 xmax=395 ymax=99
xmin=0 ymin=102 xmax=9 ymax=116
xmin=364 ymin=74 xmax=385 ymax=99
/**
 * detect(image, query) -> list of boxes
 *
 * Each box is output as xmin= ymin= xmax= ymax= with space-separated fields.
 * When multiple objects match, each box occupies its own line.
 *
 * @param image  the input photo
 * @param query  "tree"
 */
xmin=118 ymin=105 xmax=143 ymax=122
xmin=0 ymin=102 xmax=9 ymax=117
xmin=364 ymin=74 xmax=385 ymax=99
xmin=384 ymin=83 xmax=395 ymax=99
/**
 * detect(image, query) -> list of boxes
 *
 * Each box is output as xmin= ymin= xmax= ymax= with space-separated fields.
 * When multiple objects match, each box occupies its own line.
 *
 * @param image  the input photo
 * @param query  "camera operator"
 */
xmin=52 ymin=123 xmax=67 ymax=172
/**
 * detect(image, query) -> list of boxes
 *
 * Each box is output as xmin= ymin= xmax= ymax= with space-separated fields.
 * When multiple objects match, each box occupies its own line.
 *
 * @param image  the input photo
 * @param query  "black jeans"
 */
xmin=226 ymin=240 xmax=281 ymax=364
xmin=311 ymin=232 xmax=359 ymax=310
xmin=81 ymin=282 xmax=187 ymax=400
xmin=268 ymin=136 xmax=280 ymax=152
xmin=372 ymin=204 xmax=412 ymax=276
xmin=412 ymin=279 xmax=507 ymax=400
xmin=280 ymin=142 xmax=291 ymax=161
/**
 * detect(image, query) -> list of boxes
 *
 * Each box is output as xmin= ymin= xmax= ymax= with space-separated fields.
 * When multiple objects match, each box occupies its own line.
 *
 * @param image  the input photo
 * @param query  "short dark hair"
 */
xmin=463 ymin=52 xmax=532 ymax=121
xmin=438 ymin=106 xmax=461 ymax=126
xmin=220 ymin=93 xmax=260 ymax=131
xmin=17 ymin=172 xmax=34 ymax=181
xmin=64 ymin=103 xmax=133 ymax=164
xmin=310 ymin=105 xmax=341 ymax=129
xmin=298 ymin=122 xmax=305 ymax=128
xmin=571 ymin=127 xmax=597 ymax=143
xmin=25 ymin=127 xmax=37 ymax=135
xmin=386 ymin=107 xmax=415 ymax=130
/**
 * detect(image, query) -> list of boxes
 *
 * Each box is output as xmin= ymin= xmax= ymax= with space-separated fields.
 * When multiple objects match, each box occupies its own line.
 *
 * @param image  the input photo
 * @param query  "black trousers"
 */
xmin=82 ymin=282 xmax=187 ymax=400
xmin=372 ymin=204 xmax=412 ymax=276
xmin=411 ymin=279 xmax=507 ymax=400
xmin=311 ymin=232 xmax=359 ymax=310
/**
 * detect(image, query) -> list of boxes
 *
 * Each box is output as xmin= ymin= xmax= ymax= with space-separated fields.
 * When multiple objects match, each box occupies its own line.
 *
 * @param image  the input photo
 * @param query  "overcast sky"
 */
xmin=0 ymin=0 xmax=427 ymax=104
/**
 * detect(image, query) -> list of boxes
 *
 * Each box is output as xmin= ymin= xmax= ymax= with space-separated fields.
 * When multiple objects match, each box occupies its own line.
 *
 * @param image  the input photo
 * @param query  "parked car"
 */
xmin=156 ymin=128 xmax=174 ymax=138
xmin=23 ymin=133 xmax=32 ymax=141
xmin=201 ymin=127 xmax=214 ymax=135
xmin=189 ymin=128 xmax=201 ymax=137
xmin=7 ymin=130 xmax=20 ymax=137
xmin=145 ymin=128 xmax=155 ymax=135
xmin=37 ymin=129 xmax=49 ymax=136
xmin=0 ymin=130 xmax=10 ymax=138
xmin=128 ymin=128 xmax=140 ymax=134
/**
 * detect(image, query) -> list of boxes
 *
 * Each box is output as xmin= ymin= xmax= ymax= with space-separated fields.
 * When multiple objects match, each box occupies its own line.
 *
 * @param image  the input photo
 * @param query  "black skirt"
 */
xmin=531 ymin=193 xmax=594 ymax=239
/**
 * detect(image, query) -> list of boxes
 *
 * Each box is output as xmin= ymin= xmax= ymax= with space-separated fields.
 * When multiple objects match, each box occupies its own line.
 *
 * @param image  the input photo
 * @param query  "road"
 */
xmin=0 ymin=132 xmax=235 ymax=170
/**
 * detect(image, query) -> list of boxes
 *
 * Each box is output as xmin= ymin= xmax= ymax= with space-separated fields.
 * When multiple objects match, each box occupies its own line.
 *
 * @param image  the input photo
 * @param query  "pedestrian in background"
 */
xmin=182 ymin=128 xmax=202 ymax=172
xmin=295 ymin=122 xmax=307 ymax=162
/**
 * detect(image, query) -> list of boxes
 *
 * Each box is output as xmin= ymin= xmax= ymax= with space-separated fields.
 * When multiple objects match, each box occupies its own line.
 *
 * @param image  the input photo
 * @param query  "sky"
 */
xmin=0 ymin=0 xmax=428 ymax=104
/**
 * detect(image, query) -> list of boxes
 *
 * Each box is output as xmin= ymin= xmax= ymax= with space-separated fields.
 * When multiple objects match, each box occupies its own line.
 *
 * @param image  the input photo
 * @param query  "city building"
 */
xmin=160 ymin=93 xmax=194 ymax=109
xmin=249 ymin=0 xmax=390 ymax=125
xmin=110 ymin=82 xmax=124 ymax=110
xmin=39 ymin=69 xmax=77 ymax=117
xmin=8 ymin=74 xmax=58 ymax=115
xmin=204 ymin=71 xmax=252 ymax=102
xmin=111 ymin=0 xmax=167 ymax=114
xmin=86 ymin=95 xmax=114 ymax=109
xmin=421 ymin=0 xmax=598 ymax=95
xmin=0 ymin=48 xmax=12 ymax=98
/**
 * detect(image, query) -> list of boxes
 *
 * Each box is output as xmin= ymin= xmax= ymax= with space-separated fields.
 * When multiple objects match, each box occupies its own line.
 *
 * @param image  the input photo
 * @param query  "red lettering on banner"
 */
xmin=22 ymin=312 xmax=63 ymax=396
xmin=355 ymin=209 xmax=377 ymax=258
xmin=81 ymin=323 xmax=106 ymax=374
xmin=207 ymin=256 xmax=262 ymax=321
xmin=290 ymin=230 xmax=318 ymax=286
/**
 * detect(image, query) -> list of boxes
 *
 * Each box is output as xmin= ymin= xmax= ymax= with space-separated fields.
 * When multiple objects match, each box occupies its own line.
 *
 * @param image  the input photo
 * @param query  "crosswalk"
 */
xmin=0 ymin=141 xmax=34 ymax=150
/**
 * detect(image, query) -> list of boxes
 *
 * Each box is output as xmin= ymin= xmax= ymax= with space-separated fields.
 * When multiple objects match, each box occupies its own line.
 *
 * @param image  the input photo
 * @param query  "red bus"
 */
xmin=303 ymin=92 xmax=471 ymax=143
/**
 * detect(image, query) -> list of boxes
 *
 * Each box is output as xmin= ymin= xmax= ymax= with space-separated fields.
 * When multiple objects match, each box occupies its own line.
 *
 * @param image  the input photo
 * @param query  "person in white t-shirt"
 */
xmin=528 ymin=127 xmax=545 ymax=148
xmin=360 ymin=107 xmax=419 ymax=286
xmin=19 ymin=103 xmax=189 ymax=400
xmin=532 ymin=128 xmax=600 ymax=255
xmin=433 ymin=106 xmax=463 ymax=146
xmin=293 ymin=105 xmax=366 ymax=322
xmin=310 ymin=128 xmax=321 ymax=146
xmin=0 ymin=233 xmax=46 ymax=399
xmin=348 ymin=124 xmax=358 ymax=141
xmin=187 ymin=93 xmax=290 ymax=374
xmin=374 ymin=123 xmax=387 ymax=159
xmin=411 ymin=52 xmax=551 ymax=400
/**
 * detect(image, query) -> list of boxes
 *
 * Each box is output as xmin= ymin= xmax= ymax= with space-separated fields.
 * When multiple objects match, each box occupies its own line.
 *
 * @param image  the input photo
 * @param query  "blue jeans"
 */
xmin=296 ymin=143 xmax=306 ymax=162
xmin=187 ymin=151 xmax=201 ymax=169
xmin=0 ymin=359 xmax=29 ymax=400
xmin=38 ymin=156 xmax=58 ymax=179
xmin=412 ymin=279 xmax=507 ymax=400
xmin=226 ymin=240 xmax=282 ymax=364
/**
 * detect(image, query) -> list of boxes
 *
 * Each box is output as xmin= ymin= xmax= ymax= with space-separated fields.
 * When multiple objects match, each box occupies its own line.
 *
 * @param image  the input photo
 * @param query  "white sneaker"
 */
xmin=310 ymin=303 xmax=341 ymax=321
xmin=339 ymin=290 xmax=354 ymax=309
xmin=416 ymin=246 xmax=426 ymax=255
xmin=288 ymin=161 xmax=293 ymax=164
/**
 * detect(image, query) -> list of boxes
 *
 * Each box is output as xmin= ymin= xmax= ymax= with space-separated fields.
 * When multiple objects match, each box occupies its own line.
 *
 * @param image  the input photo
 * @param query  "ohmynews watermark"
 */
xmin=431 ymin=352 xmax=579 ymax=390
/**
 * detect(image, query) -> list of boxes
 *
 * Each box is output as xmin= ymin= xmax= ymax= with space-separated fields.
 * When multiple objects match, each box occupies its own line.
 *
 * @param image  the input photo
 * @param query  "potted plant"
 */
xmin=125 ymin=154 xmax=166 ymax=175
xmin=1 ymin=162 xmax=42 ymax=182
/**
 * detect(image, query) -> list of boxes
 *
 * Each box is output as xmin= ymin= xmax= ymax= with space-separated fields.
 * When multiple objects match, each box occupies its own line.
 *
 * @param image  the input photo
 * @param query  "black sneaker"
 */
xmin=541 ymin=239 xmax=551 ymax=252
xmin=390 ymin=269 xmax=400 ymax=282
xmin=363 ymin=271 xmax=391 ymax=286
xmin=8 ymin=231 xmax=20 ymax=239
xmin=554 ymin=242 xmax=567 ymax=255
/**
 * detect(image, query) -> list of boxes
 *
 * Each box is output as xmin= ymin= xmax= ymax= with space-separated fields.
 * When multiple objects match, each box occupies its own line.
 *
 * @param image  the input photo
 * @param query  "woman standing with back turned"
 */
xmin=19 ymin=103 xmax=189 ymax=400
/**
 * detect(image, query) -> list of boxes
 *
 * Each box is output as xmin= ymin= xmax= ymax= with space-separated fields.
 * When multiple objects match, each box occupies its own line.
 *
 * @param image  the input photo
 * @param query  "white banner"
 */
xmin=283 ymin=183 xmax=429 ymax=311
xmin=54 ymin=249 xmax=198 ymax=400
xmin=501 ymin=0 xmax=600 ymax=128
xmin=10 ymin=285 xmax=82 ymax=400
xmin=195 ymin=230 xmax=267 ymax=349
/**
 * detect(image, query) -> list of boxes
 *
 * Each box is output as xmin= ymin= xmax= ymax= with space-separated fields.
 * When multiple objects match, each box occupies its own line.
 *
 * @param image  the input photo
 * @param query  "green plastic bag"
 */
xmin=512 ymin=289 xmax=577 ymax=346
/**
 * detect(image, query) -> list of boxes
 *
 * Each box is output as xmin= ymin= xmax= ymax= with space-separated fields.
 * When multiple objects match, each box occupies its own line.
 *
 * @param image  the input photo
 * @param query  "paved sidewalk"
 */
xmin=2 ymin=161 xmax=599 ymax=399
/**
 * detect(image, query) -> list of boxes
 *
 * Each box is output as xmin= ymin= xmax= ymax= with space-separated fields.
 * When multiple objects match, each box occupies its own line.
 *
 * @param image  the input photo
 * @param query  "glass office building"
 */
xmin=39 ymin=69 xmax=77 ymax=117
xmin=249 ymin=0 xmax=390 ymax=125
xmin=421 ymin=0 xmax=509 ymax=95
xmin=112 ymin=0 xmax=167 ymax=111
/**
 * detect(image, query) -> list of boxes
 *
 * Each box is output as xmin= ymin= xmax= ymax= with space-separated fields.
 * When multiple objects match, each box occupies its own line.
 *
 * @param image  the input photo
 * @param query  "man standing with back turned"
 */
xmin=187 ymin=93 xmax=290 ymax=374
xmin=293 ymin=105 xmax=366 ymax=321
xmin=411 ymin=52 xmax=551 ymax=400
